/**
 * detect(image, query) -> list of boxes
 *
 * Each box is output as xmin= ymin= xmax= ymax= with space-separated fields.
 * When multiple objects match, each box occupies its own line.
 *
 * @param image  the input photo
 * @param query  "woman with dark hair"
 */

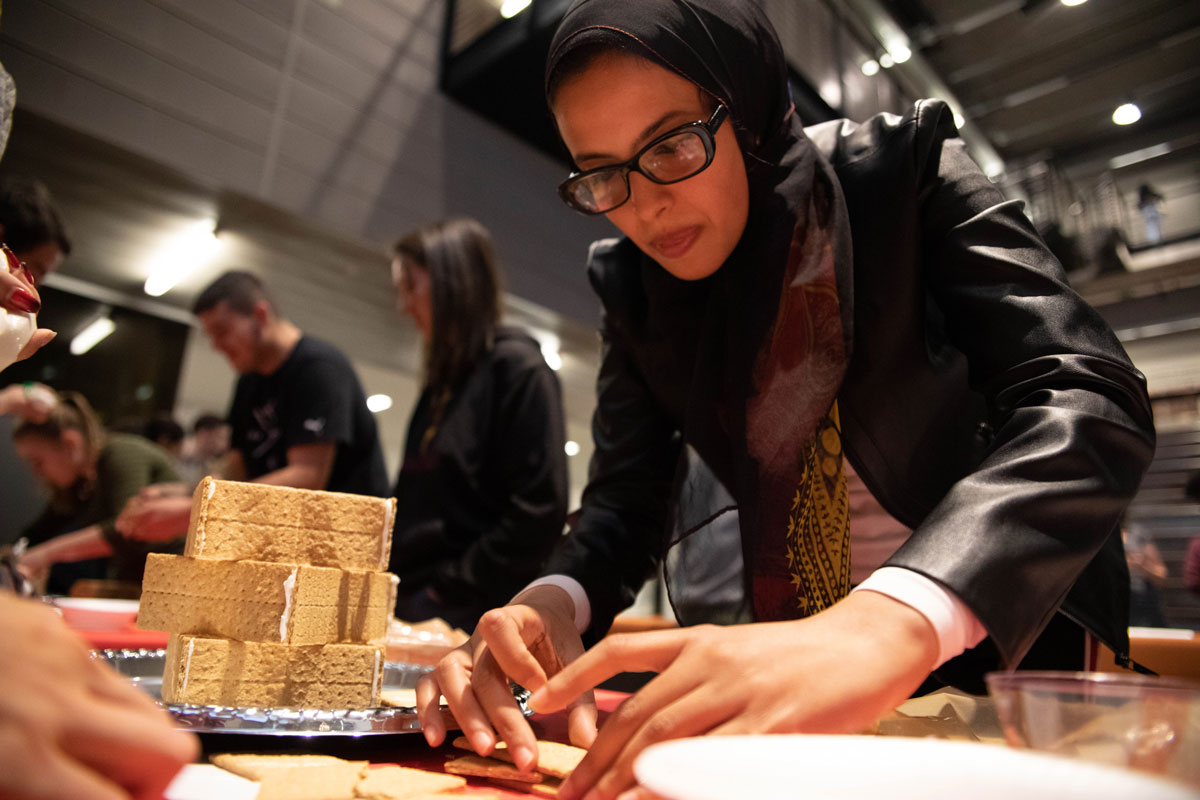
xmin=5 ymin=387 xmax=182 ymax=593
xmin=388 ymin=217 xmax=569 ymax=631
xmin=417 ymin=2 xmax=1155 ymax=795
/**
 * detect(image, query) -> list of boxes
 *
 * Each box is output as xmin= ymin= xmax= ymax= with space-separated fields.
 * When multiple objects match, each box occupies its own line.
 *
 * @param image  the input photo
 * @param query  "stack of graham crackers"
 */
xmin=138 ymin=477 xmax=398 ymax=708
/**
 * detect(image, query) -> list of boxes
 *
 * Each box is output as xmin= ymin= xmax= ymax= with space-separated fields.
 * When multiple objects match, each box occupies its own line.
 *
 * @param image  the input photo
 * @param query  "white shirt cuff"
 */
xmin=851 ymin=566 xmax=988 ymax=668
xmin=521 ymin=575 xmax=592 ymax=633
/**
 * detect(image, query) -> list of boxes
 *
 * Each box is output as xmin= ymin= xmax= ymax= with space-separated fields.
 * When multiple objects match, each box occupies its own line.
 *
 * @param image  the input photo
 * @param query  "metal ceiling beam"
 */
xmin=840 ymin=0 xmax=1007 ymax=178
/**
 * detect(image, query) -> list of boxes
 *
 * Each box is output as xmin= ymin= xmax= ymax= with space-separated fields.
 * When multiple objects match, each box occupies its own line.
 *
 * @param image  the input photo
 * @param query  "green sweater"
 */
xmin=23 ymin=433 xmax=182 ymax=584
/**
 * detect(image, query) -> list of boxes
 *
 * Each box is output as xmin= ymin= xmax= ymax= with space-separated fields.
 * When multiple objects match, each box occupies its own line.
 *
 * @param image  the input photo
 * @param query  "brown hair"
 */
xmin=393 ymin=218 xmax=501 ymax=401
xmin=192 ymin=270 xmax=276 ymax=316
xmin=13 ymin=390 xmax=106 ymax=493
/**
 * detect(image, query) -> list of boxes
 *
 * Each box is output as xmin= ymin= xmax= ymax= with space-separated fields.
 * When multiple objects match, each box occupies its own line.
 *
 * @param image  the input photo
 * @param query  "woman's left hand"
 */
xmin=15 ymin=545 xmax=51 ymax=581
xmin=528 ymin=591 xmax=940 ymax=800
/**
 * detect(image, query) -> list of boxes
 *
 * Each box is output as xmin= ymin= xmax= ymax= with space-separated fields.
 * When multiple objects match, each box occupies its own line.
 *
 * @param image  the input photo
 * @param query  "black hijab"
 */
xmin=547 ymin=0 xmax=856 ymax=622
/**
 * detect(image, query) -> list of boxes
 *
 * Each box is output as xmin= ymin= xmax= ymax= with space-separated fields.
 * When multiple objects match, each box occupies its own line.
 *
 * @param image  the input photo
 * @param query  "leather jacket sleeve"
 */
xmin=542 ymin=315 xmax=681 ymax=641
xmin=883 ymin=101 xmax=1155 ymax=667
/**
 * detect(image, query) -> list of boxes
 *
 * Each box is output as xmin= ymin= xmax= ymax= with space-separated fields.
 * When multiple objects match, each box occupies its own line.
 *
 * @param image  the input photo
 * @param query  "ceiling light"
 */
xmin=1112 ymin=102 xmax=1142 ymax=125
xmin=564 ymin=440 xmax=581 ymax=457
xmin=366 ymin=394 xmax=393 ymax=413
xmin=70 ymin=315 xmax=116 ymax=356
xmin=499 ymin=0 xmax=531 ymax=18
xmin=889 ymin=44 xmax=912 ymax=64
xmin=861 ymin=59 xmax=880 ymax=77
xmin=879 ymin=53 xmax=895 ymax=69
xmin=143 ymin=220 xmax=222 ymax=297
xmin=1061 ymin=0 xmax=1088 ymax=6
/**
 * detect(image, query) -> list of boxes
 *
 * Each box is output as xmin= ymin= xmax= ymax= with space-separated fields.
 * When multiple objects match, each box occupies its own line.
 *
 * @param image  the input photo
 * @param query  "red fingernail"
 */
xmin=7 ymin=288 xmax=40 ymax=313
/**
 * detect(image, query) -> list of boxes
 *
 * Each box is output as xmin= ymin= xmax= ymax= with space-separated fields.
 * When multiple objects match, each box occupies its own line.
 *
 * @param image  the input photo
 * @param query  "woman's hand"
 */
xmin=0 ymin=594 xmax=198 ymax=800
xmin=416 ymin=584 xmax=597 ymax=773
xmin=1 ymin=266 xmax=55 ymax=363
xmin=529 ymin=591 xmax=940 ymax=800
xmin=15 ymin=542 xmax=52 ymax=581
xmin=0 ymin=382 xmax=56 ymax=419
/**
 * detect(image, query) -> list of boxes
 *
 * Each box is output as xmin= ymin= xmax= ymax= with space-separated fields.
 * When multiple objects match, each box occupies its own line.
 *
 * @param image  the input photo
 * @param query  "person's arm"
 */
xmin=252 ymin=441 xmax=336 ymax=490
xmin=17 ymin=525 xmax=112 ymax=579
xmin=1185 ymin=538 xmax=1200 ymax=597
xmin=0 ymin=593 xmax=197 ymax=799
xmin=427 ymin=351 xmax=569 ymax=607
xmin=222 ymin=448 xmax=248 ymax=481
xmin=541 ymin=315 xmax=682 ymax=641
xmin=883 ymin=100 xmax=1155 ymax=666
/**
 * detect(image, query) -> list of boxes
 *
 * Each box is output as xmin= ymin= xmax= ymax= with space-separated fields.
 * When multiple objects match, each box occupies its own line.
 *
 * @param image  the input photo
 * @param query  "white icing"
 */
xmin=280 ymin=568 xmax=298 ymax=642
xmin=180 ymin=637 xmax=196 ymax=698
xmin=372 ymin=649 xmax=382 ymax=701
xmin=195 ymin=479 xmax=216 ymax=556
xmin=380 ymin=498 xmax=394 ymax=567
xmin=206 ymin=479 xmax=217 ymax=499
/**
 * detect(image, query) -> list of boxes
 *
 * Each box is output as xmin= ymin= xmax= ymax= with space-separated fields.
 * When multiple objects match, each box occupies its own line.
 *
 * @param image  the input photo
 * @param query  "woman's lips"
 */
xmin=651 ymin=226 xmax=701 ymax=260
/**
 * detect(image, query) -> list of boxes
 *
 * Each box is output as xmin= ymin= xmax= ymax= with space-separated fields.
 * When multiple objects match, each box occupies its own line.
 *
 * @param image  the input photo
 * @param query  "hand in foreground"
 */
xmin=416 ymin=584 xmax=597 ymax=773
xmin=0 ymin=594 xmax=198 ymax=800
xmin=528 ymin=591 xmax=940 ymax=800
xmin=115 ymin=495 xmax=192 ymax=542
xmin=0 ymin=382 xmax=57 ymax=420
xmin=1 ymin=263 xmax=55 ymax=363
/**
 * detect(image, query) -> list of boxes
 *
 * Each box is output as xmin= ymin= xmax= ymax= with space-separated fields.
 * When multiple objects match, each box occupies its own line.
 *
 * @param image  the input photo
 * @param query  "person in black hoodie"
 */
xmin=388 ymin=218 xmax=568 ymax=631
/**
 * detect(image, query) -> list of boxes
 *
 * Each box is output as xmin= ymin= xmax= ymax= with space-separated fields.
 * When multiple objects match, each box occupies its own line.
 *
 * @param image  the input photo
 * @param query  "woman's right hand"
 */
xmin=2 ymin=258 xmax=55 ymax=364
xmin=415 ymin=584 xmax=598 ymax=773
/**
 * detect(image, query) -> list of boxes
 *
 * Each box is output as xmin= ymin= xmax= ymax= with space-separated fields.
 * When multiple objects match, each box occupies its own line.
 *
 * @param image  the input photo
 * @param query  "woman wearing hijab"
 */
xmin=388 ymin=218 xmax=570 ymax=631
xmin=417 ymin=2 xmax=1154 ymax=796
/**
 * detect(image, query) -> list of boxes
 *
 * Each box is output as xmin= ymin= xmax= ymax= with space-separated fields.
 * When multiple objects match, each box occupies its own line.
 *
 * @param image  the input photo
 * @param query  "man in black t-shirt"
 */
xmin=116 ymin=271 xmax=388 ymax=542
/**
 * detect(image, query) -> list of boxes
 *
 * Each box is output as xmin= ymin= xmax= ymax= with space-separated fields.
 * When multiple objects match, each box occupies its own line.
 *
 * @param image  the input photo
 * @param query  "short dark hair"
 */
xmin=193 ymin=413 xmax=227 ymax=433
xmin=192 ymin=270 xmax=275 ymax=316
xmin=0 ymin=176 xmax=72 ymax=255
xmin=144 ymin=414 xmax=185 ymax=447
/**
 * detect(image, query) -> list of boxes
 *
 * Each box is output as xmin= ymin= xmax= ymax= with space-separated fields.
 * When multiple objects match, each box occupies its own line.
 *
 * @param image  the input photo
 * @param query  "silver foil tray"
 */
xmin=98 ymin=648 xmax=529 ymax=737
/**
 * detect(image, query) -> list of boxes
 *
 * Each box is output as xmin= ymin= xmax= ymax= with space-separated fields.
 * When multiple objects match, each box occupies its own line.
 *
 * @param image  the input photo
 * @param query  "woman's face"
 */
xmin=553 ymin=52 xmax=750 ymax=281
xmin=15 ymin=433 xmax=83 ymax=488
xmin=392 ymin=257 xmax=433 ymax=340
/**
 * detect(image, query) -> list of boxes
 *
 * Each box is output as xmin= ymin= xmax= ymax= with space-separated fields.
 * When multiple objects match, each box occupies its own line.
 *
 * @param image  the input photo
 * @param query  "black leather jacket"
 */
xmin=544 ymin=100 xmax=1155 ymax=681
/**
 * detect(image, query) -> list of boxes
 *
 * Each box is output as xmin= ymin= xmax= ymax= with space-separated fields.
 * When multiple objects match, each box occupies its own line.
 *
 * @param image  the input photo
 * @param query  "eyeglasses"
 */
xmin=3 ymin=244 xmax=36 ymax=287
xmin=558 ymin=104 xmax=729 ymax=215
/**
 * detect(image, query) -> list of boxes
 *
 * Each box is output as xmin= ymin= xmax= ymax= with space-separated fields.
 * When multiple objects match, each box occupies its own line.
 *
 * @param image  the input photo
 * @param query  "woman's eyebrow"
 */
xmin=574 ymin=108 xmax=695 ymax=165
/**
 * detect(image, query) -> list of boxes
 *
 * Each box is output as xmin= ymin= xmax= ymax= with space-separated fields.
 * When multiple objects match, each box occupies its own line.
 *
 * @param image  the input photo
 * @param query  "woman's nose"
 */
xmin=628 ymin=171 xmax=672 ymax=220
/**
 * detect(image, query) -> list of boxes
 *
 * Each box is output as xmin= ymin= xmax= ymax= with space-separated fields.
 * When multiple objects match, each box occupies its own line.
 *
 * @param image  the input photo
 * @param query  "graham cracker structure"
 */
xmin=140 ymin=478 xmax=397 ymax=708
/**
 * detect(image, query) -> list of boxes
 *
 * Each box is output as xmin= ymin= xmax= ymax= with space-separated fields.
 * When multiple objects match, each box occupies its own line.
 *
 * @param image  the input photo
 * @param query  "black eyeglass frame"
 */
xmin=557 ymin=104 xmax=730 ymax=215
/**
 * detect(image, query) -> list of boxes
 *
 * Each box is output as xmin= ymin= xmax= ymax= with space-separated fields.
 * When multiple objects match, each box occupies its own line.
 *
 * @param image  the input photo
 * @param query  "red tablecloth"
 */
xmin=78 ymin=622 xmax=169 ymax=651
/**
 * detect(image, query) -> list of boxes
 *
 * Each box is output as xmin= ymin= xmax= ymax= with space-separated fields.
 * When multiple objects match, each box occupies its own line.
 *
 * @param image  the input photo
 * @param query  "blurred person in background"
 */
xmin=1184 ymin=471 xmax=1200 ymax=598
xmin=1137 ymin=183 xmax=1164 ymax=245
xmin=142 ymin=413 xmax=185 ymax=458
xmin=3 ymin=387 xmax=183 ymax=593
xmin=388 ymin=218 xmax=568 ymax=630
xmin=118 ymin=271 xmax=389 ymax=542
xmin=0 ymin=175 xmax=71 ymax=286
xmin=0 ymin=50 xmax=196 ymax=800
xmin=1122 ymin=520 xmax=1167 ymax=628
xmin=172 ymin=412 xmax=231 ymax=487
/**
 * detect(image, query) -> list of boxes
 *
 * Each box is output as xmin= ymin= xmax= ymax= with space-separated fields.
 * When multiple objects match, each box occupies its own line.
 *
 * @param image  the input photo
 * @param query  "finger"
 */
xmin=61 ymin=700 xmax=197 ymax=789
xmin=475 ymin=609 xmax=550 ymax=693
xmin=530 ymin=630 xmax=688 ymax=714
xmin=472 ymin=649 xmax=540 ymax=772
xmin=584 ymin=688 xmax=735 ymax=800
xmin=10 ymin=746 xmax=128 ymax=800
xmin=566 ymin=689 xmax=599 ymax=749
xmin=434 ymin=651 xmax=496 ymax=754
xmin=16 ymin=329 xmax=56 ymax=361
xmin=86 ymin=658 xmax=165 ymax=714
xmin=617 ymin=788 xmax=665 ymax=800
xmin=556 ymin=668 xmax=704 ymax=800
xmin=415 ymin=672 xmax=447 ymax=746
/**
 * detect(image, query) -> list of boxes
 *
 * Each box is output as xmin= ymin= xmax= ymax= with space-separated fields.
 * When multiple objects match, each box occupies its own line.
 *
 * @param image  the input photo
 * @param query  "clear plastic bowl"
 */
xmin=986 ymin=670 xmax=1200 ymax=788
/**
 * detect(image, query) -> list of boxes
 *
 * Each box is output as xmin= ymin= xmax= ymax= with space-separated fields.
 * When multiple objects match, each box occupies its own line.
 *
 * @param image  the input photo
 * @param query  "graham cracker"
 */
xmin=451 ymin=737 xmax=584 ymax=779
xmin=139 ymin=554 xmax=391 ymax=645
xmin=186 ymin=477 xmax=395 ymax=570
xmin=353 ymin=765 xmax=466 ymax=799
xmin=163 ymin=634 xmax=384 ymax=708
xmin=210 ymin=754 xmax=366 ymax=800
xmin=443 ymin=755 xmax=541 ymax=783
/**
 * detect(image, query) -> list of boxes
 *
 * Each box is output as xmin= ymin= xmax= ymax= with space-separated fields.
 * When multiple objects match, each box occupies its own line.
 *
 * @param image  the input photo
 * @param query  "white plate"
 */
xmin=633 ymin=735 xmax=1200 ymax=800
xmin=53 ymin=597 xmax=140 ymax=630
